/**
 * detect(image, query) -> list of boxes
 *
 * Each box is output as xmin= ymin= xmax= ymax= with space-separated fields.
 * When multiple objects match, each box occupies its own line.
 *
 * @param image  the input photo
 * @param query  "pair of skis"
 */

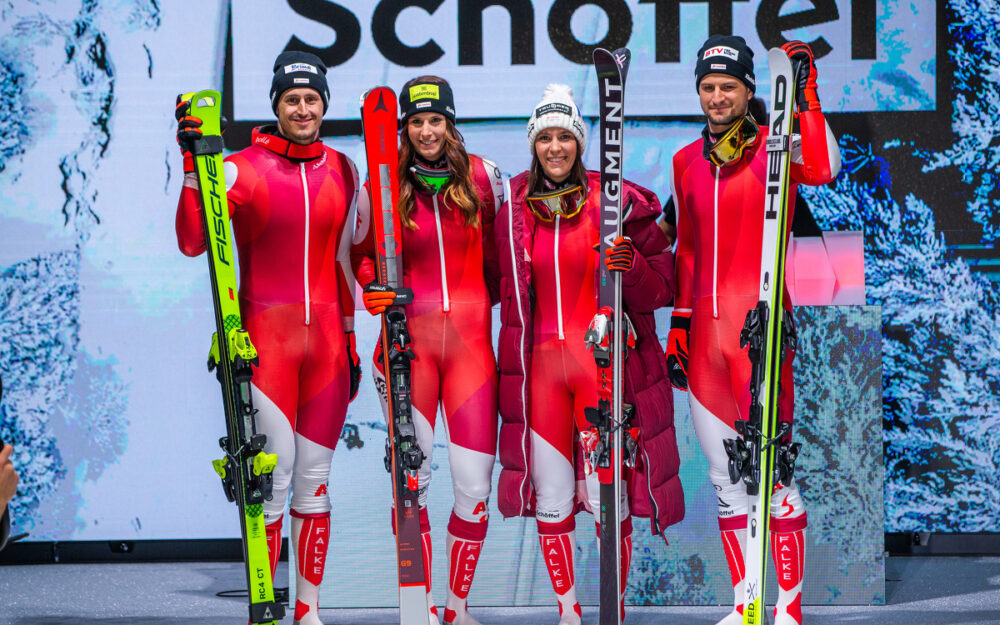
xmin=724 ymin=48 xmax=801 ymax=625
xmin=360 ymin=87 xmax=430 ymax=625
xmin=185 ymin=90 xmax=283 ymax=624
xmin=585 ymin=46 xmax=635 ymax=625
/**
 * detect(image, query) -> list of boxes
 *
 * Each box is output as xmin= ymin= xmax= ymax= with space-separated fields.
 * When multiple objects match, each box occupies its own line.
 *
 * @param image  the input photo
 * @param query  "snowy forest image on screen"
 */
xmin=0 ymin=0 xmax=995 ymax=608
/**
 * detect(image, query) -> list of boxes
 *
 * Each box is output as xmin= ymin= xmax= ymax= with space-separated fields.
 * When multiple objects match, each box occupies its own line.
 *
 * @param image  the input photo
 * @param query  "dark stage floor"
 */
xmin=1 ymin=556 xmax=998 ymax=624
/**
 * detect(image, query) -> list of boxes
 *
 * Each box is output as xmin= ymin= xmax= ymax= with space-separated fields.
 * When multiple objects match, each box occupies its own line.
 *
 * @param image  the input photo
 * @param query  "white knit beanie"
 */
xmin=526 ymin=83 xmax=587 ymax=155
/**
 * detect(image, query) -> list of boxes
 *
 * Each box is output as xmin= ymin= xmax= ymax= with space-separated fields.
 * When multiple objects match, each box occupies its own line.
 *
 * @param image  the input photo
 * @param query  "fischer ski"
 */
xmin=585 ymin=47 xmax=637 ymax=625
xmin=184 ymin=89 xmax=283 ymax=625
xmin=360 ymin=86 xmax=430 ymax=625
xmin=723 ymin=48 xmax=799 ymax=625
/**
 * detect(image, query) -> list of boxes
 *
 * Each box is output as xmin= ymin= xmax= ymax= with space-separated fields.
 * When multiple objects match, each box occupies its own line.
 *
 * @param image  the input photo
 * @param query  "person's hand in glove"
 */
xmin=345 ymin=331 xmax=361 ymax=402
xmin=604 ymin=236 xmax=635 ymax=273
xmin=362 ymin=282 xmax=397 ymax=315
xmin=781 ymin=40 xmax=821 ymax=113
xmin=665 ymin=311 xmax=691 ymax=390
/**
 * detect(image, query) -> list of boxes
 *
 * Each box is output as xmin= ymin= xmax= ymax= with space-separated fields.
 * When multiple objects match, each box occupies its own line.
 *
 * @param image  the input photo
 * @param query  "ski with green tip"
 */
xmin=726 ymin=48 xmax=797 ymax=625
xmin=184 ymin=89 xmax=283 ymax=625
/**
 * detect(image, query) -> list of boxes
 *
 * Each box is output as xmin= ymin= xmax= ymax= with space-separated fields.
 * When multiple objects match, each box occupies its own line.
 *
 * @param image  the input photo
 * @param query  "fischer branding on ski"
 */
xmin=184 ymin=89 xmax=283 ymax=625
xmin=723 ymin=48 xmax=798 ymax=625
xmin=360 ymin=86 xmax=429 ymax=625
xmin=584 ymin=47 xmax=635 ymax=625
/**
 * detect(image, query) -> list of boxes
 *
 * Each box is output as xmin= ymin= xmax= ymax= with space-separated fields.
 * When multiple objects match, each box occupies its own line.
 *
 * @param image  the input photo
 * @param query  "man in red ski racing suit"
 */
xmin=666 ymin=35 xmax=841 ymax=625
xmin=351 ymin=76 xmax=505 ymax=625
xmin=494 ymin=83 xmax=684 ymax=625
xmin=175 ymin=51 xmax=361 ymax=625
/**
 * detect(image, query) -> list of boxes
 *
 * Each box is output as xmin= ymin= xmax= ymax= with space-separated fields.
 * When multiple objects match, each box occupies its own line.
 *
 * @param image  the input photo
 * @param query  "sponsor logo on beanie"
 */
xmin=703 ymin=46 xmax=739 ymax=60
xmin=285 ymin=63 xmax=317 ymax=74
xmin=409 ymin=84 xmax=440 ymax=101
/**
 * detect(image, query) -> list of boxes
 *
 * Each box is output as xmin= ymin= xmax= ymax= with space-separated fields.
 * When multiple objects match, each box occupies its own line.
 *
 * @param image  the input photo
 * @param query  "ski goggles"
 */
xmin=704 ymin=115 xmax=759 ymax=167
xmin=410 ymin=162 xmax=450 ymax=193
xmin=526 ymin=184 xmax=586 ymax=222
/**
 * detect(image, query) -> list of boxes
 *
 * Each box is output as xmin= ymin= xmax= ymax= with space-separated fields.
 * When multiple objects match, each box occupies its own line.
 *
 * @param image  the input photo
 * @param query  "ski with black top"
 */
xmin=183 ymin=89 xmax=283 ymax=625
xmin=360 ymin=86 xmax=429 ymax=625
xmin=723 ymin=48 xmax=800 ymax=625
xmin=585 ymin=46 xmax=636 ymax=625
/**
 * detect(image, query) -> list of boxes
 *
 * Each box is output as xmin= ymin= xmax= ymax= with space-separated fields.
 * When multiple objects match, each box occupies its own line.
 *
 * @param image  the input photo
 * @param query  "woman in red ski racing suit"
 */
xmin=175 ymin=52 xmax=362 ymax=625
xmin=666 ymin=37 xmax=841 ymax=625
xmin=494 ymin=83 xmax=684 ymax=625
xmin=351 ymin=76 xmax=504 ymax=625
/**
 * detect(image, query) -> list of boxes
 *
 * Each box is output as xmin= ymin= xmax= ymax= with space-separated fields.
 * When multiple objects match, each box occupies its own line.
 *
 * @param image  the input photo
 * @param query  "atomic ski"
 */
xmin=724 ymin=48 xmax=798 ymax=625
xmin=184 ymin=89 xmax=283 ymax=625
xmin=360 ymin=86 xmax=429 ymax=625
xmin=585 ymin=47 xmax=636 ymax=625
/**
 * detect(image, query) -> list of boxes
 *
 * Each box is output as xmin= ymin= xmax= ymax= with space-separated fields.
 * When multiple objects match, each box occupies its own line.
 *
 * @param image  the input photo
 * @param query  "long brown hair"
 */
xmin=525 ymin=135 xmax=589 ymax=212
xmin=398 ymin=75 xmax=481 ymax=229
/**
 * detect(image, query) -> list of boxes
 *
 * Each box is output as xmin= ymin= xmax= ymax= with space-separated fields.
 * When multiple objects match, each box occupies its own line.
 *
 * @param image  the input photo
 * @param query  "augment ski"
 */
xmin=360 ymin=86 xmax=429 ymax=625
xmin=185 ymin=89 xmax=283 ymax=625
xmin=725 ymin=48 xmax=798 ymax=625
xmin=585 ymin=46 xmax=634 ymax=625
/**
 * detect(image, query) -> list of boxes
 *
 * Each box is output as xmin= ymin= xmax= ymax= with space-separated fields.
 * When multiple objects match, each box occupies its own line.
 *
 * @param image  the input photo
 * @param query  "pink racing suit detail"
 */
xmin=351 ymin=154 xmax=504 ymax=525
xmin=176 ymin=126 xmax=359 ymax=523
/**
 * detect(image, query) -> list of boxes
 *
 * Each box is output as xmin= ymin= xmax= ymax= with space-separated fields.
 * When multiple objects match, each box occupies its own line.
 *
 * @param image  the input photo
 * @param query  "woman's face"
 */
xmin=406 ymin=112 xmax=448 ymax=162
xmin=534 ymin=127 xmax=578 ymax=183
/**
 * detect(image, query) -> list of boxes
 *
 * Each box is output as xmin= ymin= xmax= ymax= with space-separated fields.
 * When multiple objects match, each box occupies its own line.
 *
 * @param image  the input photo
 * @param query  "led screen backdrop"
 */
xmin=0 ymin=0 xmax=994 ymax=604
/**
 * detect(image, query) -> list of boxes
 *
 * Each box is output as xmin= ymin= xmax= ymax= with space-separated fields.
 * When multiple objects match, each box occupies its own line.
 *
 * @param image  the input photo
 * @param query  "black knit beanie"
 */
xmin=269 ymin=51 xmax=330 ymax=114
xmin=695 ymin=35 xmax=756 ymax=92
xmin=399 ymin=82 xmax=456 ymax=124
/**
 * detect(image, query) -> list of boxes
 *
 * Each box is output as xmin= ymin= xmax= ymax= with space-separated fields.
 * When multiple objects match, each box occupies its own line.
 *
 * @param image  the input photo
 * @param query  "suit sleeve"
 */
xmin=790 ymin=109 xmax=841 ymax=186
xmin=350 ymin=182 xmax=378 ymax=289
xmin=175 ymin=155 xmax=247 ymax=257
xmin=621 ymin=183 xmax=674 ymax=313
xmin=337 ymin=157 xmax=360 ymax=331
xmin=671 ymin=153 xmax=694 ymax=314
xmin=479 ymin=157 xmax=505 ymax=306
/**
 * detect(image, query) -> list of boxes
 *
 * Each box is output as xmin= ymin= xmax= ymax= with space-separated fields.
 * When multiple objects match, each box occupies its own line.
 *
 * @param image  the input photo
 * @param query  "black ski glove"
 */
xmin=346 ymin=330 xmax=362 ymax=402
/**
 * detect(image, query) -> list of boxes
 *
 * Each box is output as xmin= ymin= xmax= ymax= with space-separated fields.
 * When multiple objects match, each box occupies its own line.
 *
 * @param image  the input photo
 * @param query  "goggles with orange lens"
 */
xmin=526 ymin=184 xmax=587 ymax=222
xmin=703 ymin=115 xmax=759 ymax=167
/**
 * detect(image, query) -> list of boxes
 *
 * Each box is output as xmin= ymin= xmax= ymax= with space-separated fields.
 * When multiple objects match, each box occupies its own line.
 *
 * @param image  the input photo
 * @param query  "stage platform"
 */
xmin=1 ymin=556 xmax=998 ymax=624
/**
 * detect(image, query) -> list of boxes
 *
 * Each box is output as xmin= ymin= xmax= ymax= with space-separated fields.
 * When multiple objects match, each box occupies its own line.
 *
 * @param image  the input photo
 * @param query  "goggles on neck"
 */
xmin=526 ymin=184 xmax=586 ymax=222
xmin=703 ymin=115 xmax=759 ymax=167
xmin=410 ymin=161 xmax=450 ymax=193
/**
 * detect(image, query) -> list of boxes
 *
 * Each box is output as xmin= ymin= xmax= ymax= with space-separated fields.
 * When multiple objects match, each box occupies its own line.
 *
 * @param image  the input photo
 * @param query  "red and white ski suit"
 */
xmin=176 ymin=126 xmax=358 ymax=522
xmin=671 ymin=109 xmax=840 ymax=623
xmin=351 ymin=155 xmax=503 ymax=623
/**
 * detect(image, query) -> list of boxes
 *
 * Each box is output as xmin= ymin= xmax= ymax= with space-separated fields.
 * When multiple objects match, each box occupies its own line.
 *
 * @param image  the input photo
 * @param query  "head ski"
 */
xmin=184 ymin=89 xmax=283 ymax=625
xmin=360 ymin=86 xmax=429 ymax=625
xmin=586 ymin=46 xmax=632 ymax=625
xmin=730 ymin=48 xmax=797 ymax=625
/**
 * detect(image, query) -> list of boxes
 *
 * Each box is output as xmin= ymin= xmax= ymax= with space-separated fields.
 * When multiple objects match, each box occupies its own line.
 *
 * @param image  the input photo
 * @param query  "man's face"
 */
xmin=276 ymin=87 xmax=323 ymax=145
xmin=698 ymin=74 xmax=753 ymax=134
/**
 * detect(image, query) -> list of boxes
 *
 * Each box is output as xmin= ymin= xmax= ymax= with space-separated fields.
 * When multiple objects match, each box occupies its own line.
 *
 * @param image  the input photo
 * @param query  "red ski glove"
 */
xmin=781 ymin=40 xmax=820 ymax=113
xmin=604 ymin=235 xmax=635 ymax=272
xmin=665 ymin=311 xmax=691 ymax=390
xmin=346 ymin=330 xmax=361 ymax=402
xmin=362 ymin=282 xmax=397 ymax=316
xmin=174 ymin=95 xmax=203 ymax=174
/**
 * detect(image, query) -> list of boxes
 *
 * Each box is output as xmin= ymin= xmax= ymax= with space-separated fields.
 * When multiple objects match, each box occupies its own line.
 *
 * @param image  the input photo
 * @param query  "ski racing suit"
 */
xmin=176 ymin=125 xmax=359 ymax=624
xmin=351 ymin=154 xmax=504 ymax=625
xmin=495 ymin=170 xmax=684 ymax=624
xmin=670 ymin=108 xmax=840 ymax=625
